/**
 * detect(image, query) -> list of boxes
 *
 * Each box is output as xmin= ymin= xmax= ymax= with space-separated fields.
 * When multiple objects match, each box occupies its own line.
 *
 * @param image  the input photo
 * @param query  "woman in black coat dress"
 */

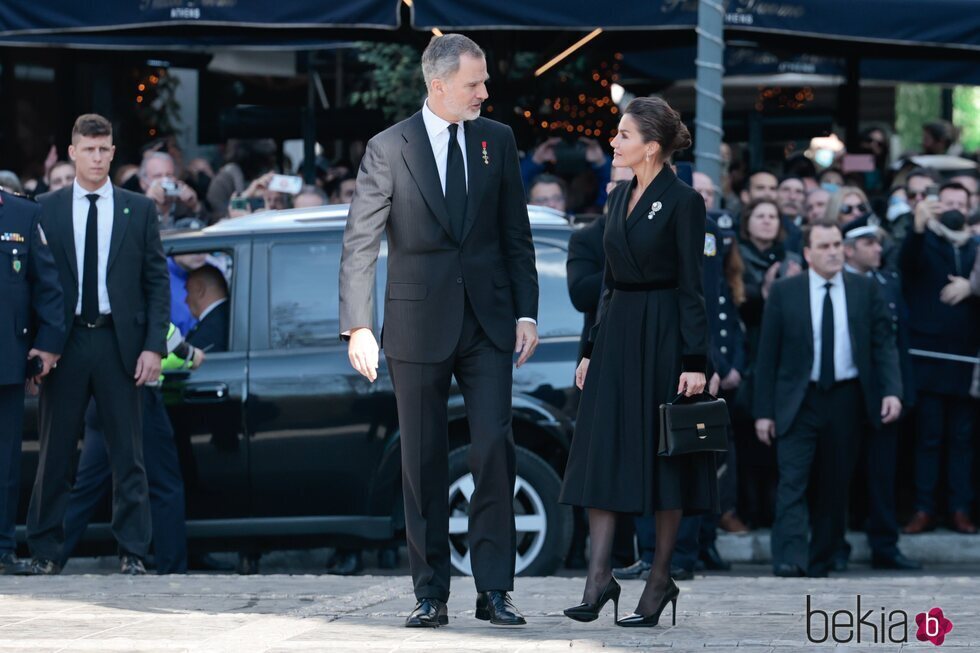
xmin=560 ymin=97 xmax=716 ymax=627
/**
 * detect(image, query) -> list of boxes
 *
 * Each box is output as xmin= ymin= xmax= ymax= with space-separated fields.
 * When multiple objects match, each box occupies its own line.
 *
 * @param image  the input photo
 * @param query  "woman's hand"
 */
xmin=677 ymin=372 xmax=706 ymax=397
xmin=575 ymin=358 xmax=590 ymax=390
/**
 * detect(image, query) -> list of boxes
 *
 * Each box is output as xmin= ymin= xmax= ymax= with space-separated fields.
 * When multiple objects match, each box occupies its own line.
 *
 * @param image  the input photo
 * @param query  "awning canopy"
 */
xmin=0 ymin=0 xmax=401 ymax=48
xmin=412 ymin=0 xmax=980 ymax=54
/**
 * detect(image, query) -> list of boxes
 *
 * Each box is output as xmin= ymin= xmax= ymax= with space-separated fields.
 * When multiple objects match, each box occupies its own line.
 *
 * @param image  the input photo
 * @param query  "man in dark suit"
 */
xmin=0 ymin=187 xmax=64 ymax=575
xmin=184 ymin=264 xmax=229 ymax=352
xmin=754 ymin=219 xmax=902 ymax=578
xmin=339 ymin=34 xmax=538 ymax=627
xmin=27 ymin=114 xmax=170 ymax=575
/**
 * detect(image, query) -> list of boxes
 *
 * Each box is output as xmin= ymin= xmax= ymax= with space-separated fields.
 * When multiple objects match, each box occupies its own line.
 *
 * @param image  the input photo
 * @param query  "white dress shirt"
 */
xmin=808 ymin=269 xmax=858 ymax=383
xmin=421 ymin=100 xmax=469 ymax=194
xmin=72 ymin=178 xmax=114 ymax=315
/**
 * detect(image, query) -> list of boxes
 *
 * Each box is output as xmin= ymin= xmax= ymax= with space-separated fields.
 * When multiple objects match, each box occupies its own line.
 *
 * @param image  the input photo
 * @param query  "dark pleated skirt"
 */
xmin=560 ymin=287 xmax=719 ymax=515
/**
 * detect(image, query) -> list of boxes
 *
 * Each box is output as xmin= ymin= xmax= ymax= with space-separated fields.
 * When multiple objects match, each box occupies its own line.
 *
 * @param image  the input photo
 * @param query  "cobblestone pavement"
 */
xmin=0 ymin=566 xmax=976 ymax=652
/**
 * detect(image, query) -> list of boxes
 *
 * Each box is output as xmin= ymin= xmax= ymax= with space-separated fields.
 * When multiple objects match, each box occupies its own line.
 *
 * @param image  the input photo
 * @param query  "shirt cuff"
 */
xmin=517 ymin=317 xmax=537 ymax=325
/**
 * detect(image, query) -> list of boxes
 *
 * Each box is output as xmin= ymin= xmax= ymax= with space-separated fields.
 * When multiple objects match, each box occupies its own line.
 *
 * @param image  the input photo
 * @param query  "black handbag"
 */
xmin=658 ymin=392 xmax=731 ymax=456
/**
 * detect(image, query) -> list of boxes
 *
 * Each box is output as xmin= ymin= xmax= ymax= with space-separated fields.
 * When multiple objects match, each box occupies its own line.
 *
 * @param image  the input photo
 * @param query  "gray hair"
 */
xmin=139 ymin=151 xmax=175 ymax=179
xmin=421 ymin=34 xmax=485 ymax=87
xmin=0 ymin=170 xmax=23 ymax=194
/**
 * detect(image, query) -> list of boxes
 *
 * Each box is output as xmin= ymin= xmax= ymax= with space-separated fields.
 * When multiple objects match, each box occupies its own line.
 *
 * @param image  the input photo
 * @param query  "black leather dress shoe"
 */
xmin=698 ymin=544 xmax=731 ymax=571
xmin=29 ymin=559 xmax=62 ymax=576
xmin=475 ymin=591 xmax=526 ymax=626
xmin=773 ymin=563 xmax=805 ymax=577
xmin=405 ymin=598 xmax=448 ymax=628
xmin=120 ymin=555 xmax=147 ymax=575
xmin=871 ymin=552 xmax=923 ymax=570
xmin=670 ymin=566 xmax=694 ymax=581
xmin=326 ymin=550 xmax=363 ymax=576
xmin=612 ymin=559 xmax=651 ymax=580
xmin=0 ymin=553 xmax=32 ymax=576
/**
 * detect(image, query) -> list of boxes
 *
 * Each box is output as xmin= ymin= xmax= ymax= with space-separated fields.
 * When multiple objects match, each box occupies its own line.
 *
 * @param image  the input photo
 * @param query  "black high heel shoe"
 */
xmin=617 ymin=578 xmax=680 ymax=627
xmin=563 ymin=577 xmax=621 ymax=622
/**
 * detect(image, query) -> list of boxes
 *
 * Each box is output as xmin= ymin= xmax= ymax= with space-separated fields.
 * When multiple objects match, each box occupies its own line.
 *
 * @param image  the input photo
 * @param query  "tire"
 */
xmin=446 ymin=444 xmax=571 ymax=577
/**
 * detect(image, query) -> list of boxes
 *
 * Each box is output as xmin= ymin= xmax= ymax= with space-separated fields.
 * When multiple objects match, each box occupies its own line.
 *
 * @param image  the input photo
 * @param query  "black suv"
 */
xmin=19 ymin=204 xmax=584 ymax=575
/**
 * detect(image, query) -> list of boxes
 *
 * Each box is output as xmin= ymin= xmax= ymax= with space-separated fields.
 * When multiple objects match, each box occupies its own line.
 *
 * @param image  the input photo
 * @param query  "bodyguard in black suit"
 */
xmin=27 ymin=114 xmax=170 ymax=575
xmin=339 ymin=35 xmax=538 ymax=627
xmin=0 ymin=188 xmax=64 ymax=574
xmin=754 ymin=220 xmax=902 ymax=578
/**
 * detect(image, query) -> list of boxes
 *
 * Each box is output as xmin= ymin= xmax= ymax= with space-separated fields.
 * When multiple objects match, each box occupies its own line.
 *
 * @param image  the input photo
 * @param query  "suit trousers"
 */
xmin=61 ymin=388 xmax=187 ymax=573
xmin=386 ymin=299 xmax=516 ymax=601
xmin=862 ymin=420 xmax=901 ymax=557
xmin=771 ymin=380 xmax=862 ymax=576
xmin=913 ymin=392 xmax=975 ymax=514
xmin=27 ymin=327 xmax=151 ymax=561
xmin=0 ymin=384 xmax=25 ymax=554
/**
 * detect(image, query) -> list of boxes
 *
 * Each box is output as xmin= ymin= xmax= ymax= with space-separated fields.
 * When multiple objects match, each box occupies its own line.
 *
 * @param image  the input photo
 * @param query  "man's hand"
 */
xmin=575 ymin=357 xmax=589 ymax=390
xmin=677 ymin=372 xmax=706 ymax=397
xmin=134 ymin=351 xmax=162 ymax=386
xmin=25 ymin=378 xmax=39 ymax=397
xmin=178 ymin=181 xmax=200 ymax=212
xmin=145 ymin=180 xmax=167 ymax=206
xmin=243 ymin=172 xmax=275 ymax=198
xmin=940 ymin=275 xmax=972 ymax=305
xmin=762 ymin=262 xmax=781 ymax=300
xmin=708 ymin=372 xmax=721 ymax=396
xmin=531 ymin=138 xmax=561 ymax=166
xmin=515 ymin=321 xmax=539 ymax=368
xmin=27 ymin=348 xmax=60 ymax=381
xmin=348 ymin=328 xmax=380 ymax=382
xmin=881 ymin=396 xmax=902 ymax=424
xmin=580 ymin=137 xmax=607 ymax=166
xmin=914 ymin=198 xmax=940 ymax=233
xmin=191 ymin=347 xmax=206 ymax=369
xmin=755 ymin=418 xmax=776 ymax=446
xmin=720 ymin=368 xmax=742 ymax=391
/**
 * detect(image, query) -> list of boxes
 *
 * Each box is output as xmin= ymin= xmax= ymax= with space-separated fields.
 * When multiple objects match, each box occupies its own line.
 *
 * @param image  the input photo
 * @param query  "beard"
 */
xmin=445 ymin=94 xmax=481 ymax=122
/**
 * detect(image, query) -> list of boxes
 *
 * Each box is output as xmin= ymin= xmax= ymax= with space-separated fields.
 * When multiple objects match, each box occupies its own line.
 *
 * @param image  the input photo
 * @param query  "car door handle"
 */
xmin=183 ymin=382 xmax=230 ymax=403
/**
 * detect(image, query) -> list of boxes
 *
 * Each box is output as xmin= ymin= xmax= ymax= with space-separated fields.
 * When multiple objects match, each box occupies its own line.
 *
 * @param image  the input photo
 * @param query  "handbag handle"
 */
xmin=666 ymin=391 xmax=719 ymax=405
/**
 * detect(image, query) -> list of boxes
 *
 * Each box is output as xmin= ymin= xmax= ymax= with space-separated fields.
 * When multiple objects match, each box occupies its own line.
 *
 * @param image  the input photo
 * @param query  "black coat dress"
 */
xmin=560 ymin=166 xmax=719 ymax=515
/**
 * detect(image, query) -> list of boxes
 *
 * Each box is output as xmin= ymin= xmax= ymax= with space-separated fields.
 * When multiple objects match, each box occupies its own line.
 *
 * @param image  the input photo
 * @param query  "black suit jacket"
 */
xmin=339 ymin=111 xmax=538 ymax=363
xmin=37 ymin=186 xmax=170 ymax=374
xmin=186 ymin=300 xmax=229 ymax=353
xmin=566 ymin=215 xmax=605 ymax=362
xmin=753 ymin=271 xmax=902 ymax=436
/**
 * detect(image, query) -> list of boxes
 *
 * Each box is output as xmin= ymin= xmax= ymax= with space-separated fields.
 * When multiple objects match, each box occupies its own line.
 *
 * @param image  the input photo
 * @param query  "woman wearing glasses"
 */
xmin=826 ymin=186 xmax=873 ymax=227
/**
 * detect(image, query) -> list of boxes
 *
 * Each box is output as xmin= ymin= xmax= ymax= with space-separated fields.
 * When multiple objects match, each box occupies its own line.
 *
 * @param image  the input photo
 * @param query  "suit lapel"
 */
xmin=842 ymin=272 xmax=859 ymax=354
xmin=58 ymin=188 xmax=79 ymax=284
xmin=626 ymin=166 xmax=678 ymax=233
xmin=801 ymin=274 xmax=814 ymax=363
xmin=401 ymin=112 xmax=455 ymax=242
xmin=460 ymin=119 xmax=487 ymax=244
xmin=107 ymin=186 xmax=130 ymax=273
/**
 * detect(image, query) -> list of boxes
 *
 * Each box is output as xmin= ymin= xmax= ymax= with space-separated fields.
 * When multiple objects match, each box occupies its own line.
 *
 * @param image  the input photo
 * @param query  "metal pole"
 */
xmin=694 ymin=0 xmax=725 ymax=190
xmin=302 ymin=51 xmax=316 ymax=185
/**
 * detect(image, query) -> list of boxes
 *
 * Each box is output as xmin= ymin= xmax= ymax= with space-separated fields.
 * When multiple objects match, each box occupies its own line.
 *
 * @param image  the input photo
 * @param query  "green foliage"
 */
xmin=894 ymin=84 xmax=941 ymax=153
xmin=953 ymin=86 xmax=980 ymax=153
xmin=349 ymin=43 xmax=425 ymax=123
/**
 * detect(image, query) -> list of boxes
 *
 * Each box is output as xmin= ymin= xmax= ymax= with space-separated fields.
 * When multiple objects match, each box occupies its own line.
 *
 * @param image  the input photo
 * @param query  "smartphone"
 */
xmin=926 ymin=184 xmax=940 ymax=202
xmin=160 ymin=179 xmax=181 ymax=197
xmin=268 ymin=174 xmax=303 ymax=195
xmin=229 ymin=197 xmax=249 ymax=212
xmin=841 ymin=154 xmax=875 ymax=174
xmin=26 ymin=356 xmax=43 ymax=379
xmin=247 ymin=196 xmax=267 ymax=211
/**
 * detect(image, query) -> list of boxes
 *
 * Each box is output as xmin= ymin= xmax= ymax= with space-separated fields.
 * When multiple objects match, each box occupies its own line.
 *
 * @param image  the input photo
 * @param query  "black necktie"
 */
xmin=819 ymin=281 xmax=835 ymax=390
xmin=81 ymin=193 xmax=100 ymax=323
xmin=445 ymin=123 xmax=467 ymax=241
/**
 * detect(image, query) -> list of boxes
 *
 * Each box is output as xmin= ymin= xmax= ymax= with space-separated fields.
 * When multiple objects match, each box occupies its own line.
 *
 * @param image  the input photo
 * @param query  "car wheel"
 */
xmin=446 ymin=445 xmax=570 ymax=577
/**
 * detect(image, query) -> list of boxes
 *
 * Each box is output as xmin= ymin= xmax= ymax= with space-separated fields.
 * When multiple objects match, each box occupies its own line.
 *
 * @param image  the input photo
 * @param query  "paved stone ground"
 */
xmin=0 ymin=566 xmax=977 ymax=652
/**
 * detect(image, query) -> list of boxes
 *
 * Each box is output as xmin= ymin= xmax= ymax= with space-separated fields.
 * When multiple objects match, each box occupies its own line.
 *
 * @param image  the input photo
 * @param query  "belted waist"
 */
xmin=611 ymin=280 xmax=678 ymax=292
xmin=74 ymin=314 xmax=113 ymax=329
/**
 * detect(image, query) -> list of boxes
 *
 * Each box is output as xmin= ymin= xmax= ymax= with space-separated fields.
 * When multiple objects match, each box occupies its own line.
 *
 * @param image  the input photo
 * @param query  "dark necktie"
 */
xmin=445 ymin=123 xmax=467 ymax=241
xmin=81 ymin=193 xmax=100 ymax=323
xmin=819 ymin=281 xmax=835 ymax=390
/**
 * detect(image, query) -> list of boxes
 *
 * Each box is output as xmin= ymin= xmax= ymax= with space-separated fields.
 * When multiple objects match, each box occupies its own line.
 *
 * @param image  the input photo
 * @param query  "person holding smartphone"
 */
xmin=139 ymin=152 xmax=202 ymax=229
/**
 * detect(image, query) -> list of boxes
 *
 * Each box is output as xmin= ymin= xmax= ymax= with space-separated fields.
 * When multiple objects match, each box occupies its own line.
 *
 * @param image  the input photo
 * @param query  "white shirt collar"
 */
xmin=422 ymin=100 xmax=463 ymax=141
xmin=198 ymin=297 xmax=228 ymax=322
xmin=73 ymin=178 xmax=112 ymax=201
xmin=809 ymin=268 xmax=843 ymax=290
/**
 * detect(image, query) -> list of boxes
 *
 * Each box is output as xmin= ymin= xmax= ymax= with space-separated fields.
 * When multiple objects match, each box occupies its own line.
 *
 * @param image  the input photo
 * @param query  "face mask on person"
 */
xmin=939 ymin=209 xmax=966 ymax=231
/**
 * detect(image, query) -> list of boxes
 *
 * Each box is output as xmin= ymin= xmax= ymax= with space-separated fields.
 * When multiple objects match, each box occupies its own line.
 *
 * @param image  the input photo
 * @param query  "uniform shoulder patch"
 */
xmin=704 ymin=233 xmax=717 ymax=256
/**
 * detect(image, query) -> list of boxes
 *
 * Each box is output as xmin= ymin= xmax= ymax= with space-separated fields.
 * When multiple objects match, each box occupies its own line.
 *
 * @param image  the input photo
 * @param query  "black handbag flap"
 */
xmin=663 ymin=398 xmax=730 ymax=431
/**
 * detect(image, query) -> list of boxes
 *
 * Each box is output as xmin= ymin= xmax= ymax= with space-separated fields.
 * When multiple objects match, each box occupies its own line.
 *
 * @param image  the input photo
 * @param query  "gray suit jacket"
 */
xmin=339 ymin=111 xmax=538 ymax=363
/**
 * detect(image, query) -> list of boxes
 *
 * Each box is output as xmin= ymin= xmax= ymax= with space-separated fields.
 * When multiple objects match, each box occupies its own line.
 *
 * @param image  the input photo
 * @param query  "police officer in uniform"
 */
xmin=836 ymin=223 xmax=921 ymax=570
xmin=0 ymin=187 xmax=64 ymax=574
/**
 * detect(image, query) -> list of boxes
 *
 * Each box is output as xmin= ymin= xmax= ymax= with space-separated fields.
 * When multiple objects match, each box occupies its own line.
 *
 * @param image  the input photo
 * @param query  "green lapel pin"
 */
xmin=12 ymin=260 xmax=21 ymax=273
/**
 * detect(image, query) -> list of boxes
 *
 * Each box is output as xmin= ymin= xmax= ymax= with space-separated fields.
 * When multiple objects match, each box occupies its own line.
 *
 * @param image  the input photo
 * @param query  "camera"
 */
xmin=160 ymin=179 xmax=181 ymax=197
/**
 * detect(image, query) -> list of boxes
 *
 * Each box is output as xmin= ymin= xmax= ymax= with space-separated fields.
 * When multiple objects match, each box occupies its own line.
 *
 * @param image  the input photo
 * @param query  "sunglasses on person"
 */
xmin=840 ymin=203 xmax=869 ymax=216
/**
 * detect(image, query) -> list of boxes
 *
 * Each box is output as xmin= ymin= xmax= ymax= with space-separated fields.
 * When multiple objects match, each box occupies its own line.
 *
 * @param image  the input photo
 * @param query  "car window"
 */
xmin=535 ymin=242 xmax=580 ymax=338
xmin=269 ymin=241 xmax=341 ymax=349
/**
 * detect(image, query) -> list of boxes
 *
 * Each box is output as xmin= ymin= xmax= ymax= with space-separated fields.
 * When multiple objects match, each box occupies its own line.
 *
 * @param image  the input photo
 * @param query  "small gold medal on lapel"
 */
xmin=647 ymin=201 xmax=662 ymax=220
xmin=481 ymin=140 xmax=489 ymax=165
